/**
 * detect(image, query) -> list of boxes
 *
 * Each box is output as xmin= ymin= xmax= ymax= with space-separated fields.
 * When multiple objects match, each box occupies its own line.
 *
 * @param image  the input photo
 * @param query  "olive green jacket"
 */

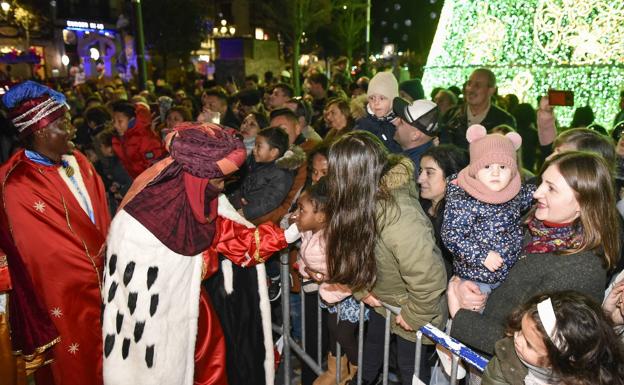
xmin=482 ymin=338 xmax=528 ymax=385
xmin=355 ymin=159 xmax=448 ymax=342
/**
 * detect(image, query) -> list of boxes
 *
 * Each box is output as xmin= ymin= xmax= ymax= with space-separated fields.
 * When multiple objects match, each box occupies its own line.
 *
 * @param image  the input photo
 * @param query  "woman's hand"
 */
xmin=447 ymin=276 xmax=488 ymax=318
xmin=604 ymin=281 xmax=624 ymax=326
xmin=362 ymin=293 xmax=382 ymax=307
xmin=395 ymin=314 xmax=413 ymax=331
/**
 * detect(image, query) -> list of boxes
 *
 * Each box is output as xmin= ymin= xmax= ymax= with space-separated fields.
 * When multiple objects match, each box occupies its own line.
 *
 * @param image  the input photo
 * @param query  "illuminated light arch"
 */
xmin=422 ymin=0 xmax=624 ymax=127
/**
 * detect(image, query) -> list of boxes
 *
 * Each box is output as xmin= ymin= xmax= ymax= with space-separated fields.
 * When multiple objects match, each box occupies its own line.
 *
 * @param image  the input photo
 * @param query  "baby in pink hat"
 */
xmin=441 ymin=124 xmax=536 ymax=297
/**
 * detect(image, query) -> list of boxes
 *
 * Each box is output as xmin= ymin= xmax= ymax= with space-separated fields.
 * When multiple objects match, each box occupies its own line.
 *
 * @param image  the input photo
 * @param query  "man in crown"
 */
xmin=0 ymin=81 xmax=110 ymax=385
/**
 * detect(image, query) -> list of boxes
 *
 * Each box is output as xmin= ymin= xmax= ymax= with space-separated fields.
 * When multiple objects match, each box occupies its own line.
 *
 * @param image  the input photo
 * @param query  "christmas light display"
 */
xmin=422 ymin=0 xmax=624 ymax=127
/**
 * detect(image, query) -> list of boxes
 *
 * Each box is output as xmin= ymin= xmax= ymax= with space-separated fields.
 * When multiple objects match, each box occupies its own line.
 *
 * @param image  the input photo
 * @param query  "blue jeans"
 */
xmin=474 ymin=281 xmax=501 ymax=295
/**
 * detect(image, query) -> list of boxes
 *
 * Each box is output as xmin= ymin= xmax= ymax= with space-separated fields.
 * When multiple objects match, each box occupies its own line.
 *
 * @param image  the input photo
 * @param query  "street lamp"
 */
xmin=131 ymin=0 xmax=147 ymax=90
xmin=89 ymin=47 xmax=100 ymax=61
xmin=61 ymin=54 xmax=69 ymax=66
xmin=1 ymin=2 xmax=10 ymax=12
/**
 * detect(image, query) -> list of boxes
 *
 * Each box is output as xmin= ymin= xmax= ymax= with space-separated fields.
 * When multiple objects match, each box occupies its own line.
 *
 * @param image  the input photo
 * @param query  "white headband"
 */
xmin=536 ymin=297 xmax=567 ymax=351
xmin=12 ymin=97 xmax=67 ymax=133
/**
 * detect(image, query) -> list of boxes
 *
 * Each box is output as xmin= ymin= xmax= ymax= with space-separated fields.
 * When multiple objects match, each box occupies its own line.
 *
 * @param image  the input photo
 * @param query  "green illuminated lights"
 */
xmin=422 ymin=0 xmax=624 ymax=127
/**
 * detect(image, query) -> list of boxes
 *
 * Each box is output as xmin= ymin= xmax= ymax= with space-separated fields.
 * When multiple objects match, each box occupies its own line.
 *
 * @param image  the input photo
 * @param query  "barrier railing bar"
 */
xmin=414 ymin=331 xmax=422 ymax=379
xmin=418 ymin=323 xmax=489 ymax=372
xmin=335 ymin=302 xmax=342 ymax=384
xmin=280 ymin=252 xmax=291 ymax=385
xmin=317 ymin=291 xmax=322 ymax=365
xmin=356 ymin=302 xmax=365 ymax=385
xmin=382 ymin=310 xmax=391 ymax=385
xmin=271 ymin=323 xmax=324 ymax=376
xmin=278 ymin=273 xmax=490 ymax=385
xmin=301 ymin=283 xmax=306 ymax=352
xmin=450 ymin=354 xmax=460 ymax=385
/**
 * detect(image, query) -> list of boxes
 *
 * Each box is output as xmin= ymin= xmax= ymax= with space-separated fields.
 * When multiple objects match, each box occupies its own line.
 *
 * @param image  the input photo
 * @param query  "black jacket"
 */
xmin=236 ymin=160 xmax=294 ymax=220
xmin=355 ymin=115 xmax=403 ymax=154
xmin=439 ymin=103 xmax=516 ymax=149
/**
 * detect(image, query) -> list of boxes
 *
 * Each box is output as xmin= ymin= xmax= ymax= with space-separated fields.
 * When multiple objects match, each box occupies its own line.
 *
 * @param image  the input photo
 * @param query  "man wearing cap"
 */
xmin=0 ymin=81 xmax=110 ymax=384
xmin=102 ymin=122 xmax=298 ymax=385
xmin=392 ymin=97 xmax=440 ymax=177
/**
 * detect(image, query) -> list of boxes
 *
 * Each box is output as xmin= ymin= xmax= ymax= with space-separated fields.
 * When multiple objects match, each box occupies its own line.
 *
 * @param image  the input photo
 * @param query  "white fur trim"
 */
xmin=255 ymin=263 xmax=274 ymax=384
xmin=217 ymin=193 xmax=274 ymax=382
xmin=218 ymin=194 xmax=254 ymax=228
xmin=222 ymin=260 xmax=233 ymax=295
xmin=217 ymin=194 xmax=274 ymax=383
xmin=103 ymin=210 xmax=202 ymax=385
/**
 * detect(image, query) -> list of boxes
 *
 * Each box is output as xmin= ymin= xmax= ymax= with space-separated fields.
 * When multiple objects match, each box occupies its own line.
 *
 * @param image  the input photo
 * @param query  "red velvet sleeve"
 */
xmin=0 ymin=249 xmax=10 ymax=292
xmin=213 ymin=216 xmax=288 ymax=267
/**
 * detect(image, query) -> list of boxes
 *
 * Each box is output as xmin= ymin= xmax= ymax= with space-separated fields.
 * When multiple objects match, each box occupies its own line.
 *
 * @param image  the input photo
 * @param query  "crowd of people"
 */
xmin=0 ymin=61 xmax=623 ymax=385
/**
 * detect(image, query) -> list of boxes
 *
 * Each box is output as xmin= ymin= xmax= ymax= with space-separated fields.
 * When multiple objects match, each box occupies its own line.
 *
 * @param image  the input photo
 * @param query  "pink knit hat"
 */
xmin=457 ymin=125 xmax=523 ymax=204
xmin=466 ymin=125 xmax=521 ymax=176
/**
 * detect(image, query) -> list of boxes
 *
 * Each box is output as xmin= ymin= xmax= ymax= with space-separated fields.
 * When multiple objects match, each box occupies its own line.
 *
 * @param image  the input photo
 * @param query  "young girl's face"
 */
xmin=514 ymin=314 xmax=550 ymax=368
xmin=476 ymin=163 xmax=512 ymax=192
xmin=367 ymin=94 xmax=392 ymax=118
xmin=240 ymin=114 xmax=261 ymax=140
xmin=295 ymin=194 xmax=324 ymax=233
xmin=311 ymin=153 xmax=328 ymax=185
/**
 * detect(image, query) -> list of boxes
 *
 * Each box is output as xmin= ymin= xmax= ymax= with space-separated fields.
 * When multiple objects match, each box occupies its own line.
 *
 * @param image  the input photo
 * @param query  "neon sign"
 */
xmin=66 ymin=20 xmax=104 ymax=30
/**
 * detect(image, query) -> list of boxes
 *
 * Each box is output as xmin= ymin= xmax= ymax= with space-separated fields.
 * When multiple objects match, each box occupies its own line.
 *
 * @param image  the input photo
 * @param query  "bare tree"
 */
xmin=331 ymin=0 xmax=367 ymax=68
xmin=258 ymin=0 xmax=331 ymax=95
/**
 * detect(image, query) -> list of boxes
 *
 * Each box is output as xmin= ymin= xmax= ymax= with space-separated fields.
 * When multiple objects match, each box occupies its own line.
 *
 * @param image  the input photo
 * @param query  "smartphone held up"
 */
xmin=548 ymin=89 xmax=574 ymax=106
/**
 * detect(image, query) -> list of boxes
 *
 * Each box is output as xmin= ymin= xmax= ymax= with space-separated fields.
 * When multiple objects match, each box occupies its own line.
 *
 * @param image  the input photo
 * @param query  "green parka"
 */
xmin=355 ymin=158 xmax=448 ymax=342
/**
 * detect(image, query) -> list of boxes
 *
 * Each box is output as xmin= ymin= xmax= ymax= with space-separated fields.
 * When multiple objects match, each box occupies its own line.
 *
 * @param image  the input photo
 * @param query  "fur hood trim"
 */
xmin=276 ymin=145 xmax=307 ymax=170
xmin=381 ymin=157 xmax=414 ymax=190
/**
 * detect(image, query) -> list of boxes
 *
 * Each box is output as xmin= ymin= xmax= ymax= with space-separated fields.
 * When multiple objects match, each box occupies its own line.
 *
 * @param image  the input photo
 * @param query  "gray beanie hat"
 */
xmin=367 ymin=72 xmax=399 ymax=100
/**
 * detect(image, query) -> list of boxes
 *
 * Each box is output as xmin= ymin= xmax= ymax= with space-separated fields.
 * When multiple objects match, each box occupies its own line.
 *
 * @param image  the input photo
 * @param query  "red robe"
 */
xmin=0 ymin=149 xmax=110 ymax=385
xmin=195 ymin=215 xmax=288 ymax=385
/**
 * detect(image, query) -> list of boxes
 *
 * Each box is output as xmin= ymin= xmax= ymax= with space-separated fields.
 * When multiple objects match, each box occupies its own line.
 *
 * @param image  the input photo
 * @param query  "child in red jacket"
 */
xmin=111 ymin=100 xmax=166 ymax=178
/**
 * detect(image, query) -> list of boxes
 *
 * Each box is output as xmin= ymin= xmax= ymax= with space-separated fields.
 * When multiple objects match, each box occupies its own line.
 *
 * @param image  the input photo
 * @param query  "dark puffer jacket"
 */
xmin=236 ymin=159 xmax=294 ymax=221
xmin=355 ymin=114 xmax=403 ymax=154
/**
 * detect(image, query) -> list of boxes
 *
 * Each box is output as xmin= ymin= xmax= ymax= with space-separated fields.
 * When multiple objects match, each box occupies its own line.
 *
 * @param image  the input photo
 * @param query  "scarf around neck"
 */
xmin=524 ymin=216 xmax=582 ymax=255
xmin=456 ymin=167 xmax=521 ymax=204
xmin=366 ymin=104 xmax=397 ymax=122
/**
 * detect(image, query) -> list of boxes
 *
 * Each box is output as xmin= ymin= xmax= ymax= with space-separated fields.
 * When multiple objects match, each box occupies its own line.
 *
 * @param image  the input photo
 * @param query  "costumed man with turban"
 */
xmin=102 ymin=122 xmax=299 ymax=385
xmin=0 ymin=81 xmax=111 ymax=384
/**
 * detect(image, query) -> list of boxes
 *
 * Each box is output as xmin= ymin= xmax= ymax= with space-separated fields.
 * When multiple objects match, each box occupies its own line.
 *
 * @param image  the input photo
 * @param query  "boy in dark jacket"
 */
xmin=232 ymin=127 xmax=295 ymax=221
xmin=94 ymin=129 xmax=133 ymax=215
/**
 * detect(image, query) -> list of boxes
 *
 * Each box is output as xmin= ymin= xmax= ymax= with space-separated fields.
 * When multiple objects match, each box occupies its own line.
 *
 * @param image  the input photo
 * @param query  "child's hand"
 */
xmin=241 ymin=198 xmax=248 ymax=206
xmin=395 ymin=314 xmax=413 ymax=331
xmin=483 ymin=251 xmax=504 ymax=272
xmin=304 ymin=266 xmax=324 ymax=283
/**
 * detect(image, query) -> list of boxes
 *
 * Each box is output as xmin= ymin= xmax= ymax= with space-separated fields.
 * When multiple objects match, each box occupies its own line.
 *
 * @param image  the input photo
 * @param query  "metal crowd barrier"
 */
xmin=276 ymin=252 xmax=489 ymax=385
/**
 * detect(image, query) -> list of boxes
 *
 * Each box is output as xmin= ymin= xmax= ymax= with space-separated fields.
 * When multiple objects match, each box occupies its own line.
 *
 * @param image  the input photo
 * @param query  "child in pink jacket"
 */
xmin=294 ymin=178 xmax=367 ymax=384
